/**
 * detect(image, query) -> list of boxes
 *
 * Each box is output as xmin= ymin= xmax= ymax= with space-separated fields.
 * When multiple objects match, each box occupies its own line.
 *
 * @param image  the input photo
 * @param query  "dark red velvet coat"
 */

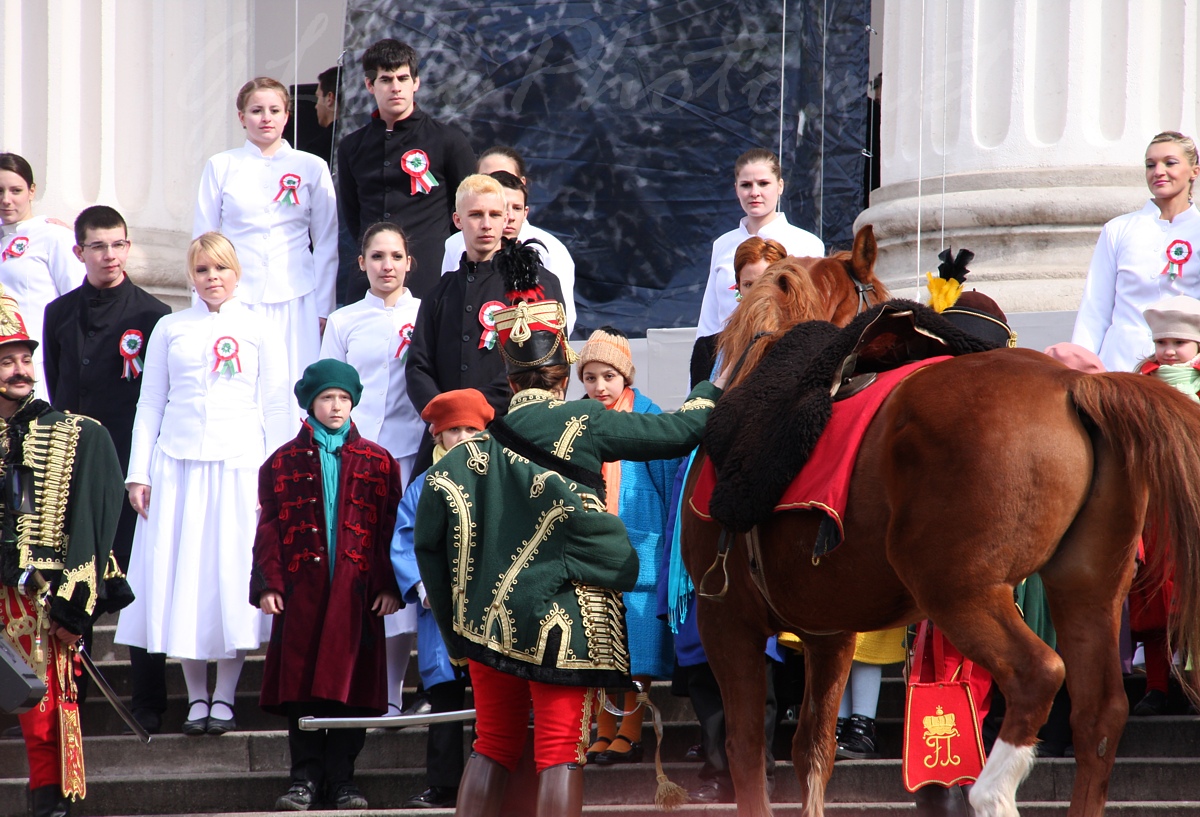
xmin=251 ymin=422 xmax=403 ymax=714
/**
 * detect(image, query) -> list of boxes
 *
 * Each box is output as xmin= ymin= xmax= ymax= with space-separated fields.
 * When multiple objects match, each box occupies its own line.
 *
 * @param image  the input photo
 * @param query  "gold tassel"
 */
xmin=640 ymin=686 xmax=688 ymax=811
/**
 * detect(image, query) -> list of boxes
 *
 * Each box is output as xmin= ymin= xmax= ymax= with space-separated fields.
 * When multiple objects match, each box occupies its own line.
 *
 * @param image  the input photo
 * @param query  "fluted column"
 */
xmin=0 ymin=0 xmax=252 ymax=306
xmin=857 ymin=0 xmax=1200 ymax=312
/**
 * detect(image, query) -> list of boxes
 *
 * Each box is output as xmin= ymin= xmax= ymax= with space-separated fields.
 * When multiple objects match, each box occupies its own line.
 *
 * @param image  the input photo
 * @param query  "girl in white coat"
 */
xmin=117 ymin=232 xmax=293 ymax=735
xmin=696 ymin=149 xmax=824 ymax=338
xmin=319 ymin=222 xmax=423 ymax=713
xmin=1073 ymin=131 xmax=1200 ymax=372
xmin=193 ymin=77 xmax=338 ymax=399
xmin=0 ymin=153 xmax=86 ymax=398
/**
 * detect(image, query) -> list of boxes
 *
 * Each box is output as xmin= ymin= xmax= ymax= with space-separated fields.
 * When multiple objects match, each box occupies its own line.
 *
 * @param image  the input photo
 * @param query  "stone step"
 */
xmin=3 ymin=759 xmax=1200 ymax=817
xmin=74 ymin=806 xmax=1200 ymax=817
xmin=2 ymin=700 xmax=1190 ymax=772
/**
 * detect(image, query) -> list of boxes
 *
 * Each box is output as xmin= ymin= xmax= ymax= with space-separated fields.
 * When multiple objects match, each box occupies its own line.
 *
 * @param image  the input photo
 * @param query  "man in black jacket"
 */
xmin=406 ymin=174 xmax=564 ymax=444
xmin=43 ymin=205 xmax=171 ymax=734
xmin=338 ymin=39 xmax=475 ymax=301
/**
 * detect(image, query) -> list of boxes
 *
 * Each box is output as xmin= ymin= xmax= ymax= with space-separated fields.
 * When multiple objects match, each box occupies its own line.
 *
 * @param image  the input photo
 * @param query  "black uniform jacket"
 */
xmin=405 ymin=255 xmax=564 ymax=419
xmin=338 ymin=107 xmax=475 ymax=299
xmin=43 ymin=275 xmax=171 ymax=566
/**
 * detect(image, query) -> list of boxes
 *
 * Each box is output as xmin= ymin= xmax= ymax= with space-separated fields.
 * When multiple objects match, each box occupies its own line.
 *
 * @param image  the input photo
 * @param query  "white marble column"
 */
xmin=856 ymin=0 xmax=1200 ymax=313
xmin=0 ymin=0 xmax=252 ymax=307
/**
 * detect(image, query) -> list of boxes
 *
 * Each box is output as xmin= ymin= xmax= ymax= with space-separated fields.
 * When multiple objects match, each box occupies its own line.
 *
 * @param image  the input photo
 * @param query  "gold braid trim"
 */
xmin=1 ymin=586 xmax=48 ymax=682
xmin=679 ymin=397 xmax=716 ymax=412
xmin=56 ymin=562 xmax=97 ymax=614
xmin=103 ymin=551 xmax=126 ymax=580
xmin=17 ymin=416 xmax=82 ymax=564
xmin=574 ymin=582 xmax=630 ymax=674
xmin=426 ymin=471 xmax=477 ymax=631
xmin=485 ymin=502 xmax=571 ymax=649
xmin=553 ymin=416 xmax=586 ymax=460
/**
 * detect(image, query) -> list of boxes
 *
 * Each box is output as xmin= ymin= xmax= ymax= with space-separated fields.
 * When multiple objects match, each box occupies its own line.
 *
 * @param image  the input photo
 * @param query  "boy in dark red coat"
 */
xmin=251 ymin=359 xmax=404 ymax=811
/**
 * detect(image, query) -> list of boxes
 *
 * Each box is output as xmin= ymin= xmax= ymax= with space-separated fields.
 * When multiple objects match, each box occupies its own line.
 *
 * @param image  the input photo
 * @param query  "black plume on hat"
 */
xmin=937 ymin=247 xmax=975 ymax=284
xmin=496 ymin=237 xmax=548 ymax=305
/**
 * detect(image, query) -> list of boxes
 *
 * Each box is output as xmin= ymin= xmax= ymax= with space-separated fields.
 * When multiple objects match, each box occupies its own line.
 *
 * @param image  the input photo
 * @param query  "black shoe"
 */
xmin=275 ymin=782 xmax=319 ymax=811
xmin=1132 ymin=688 xmax=1169 ymax=717
xmin=834 ymin=716 xmax=847 ymax=758
xmin=584 ymin=736 xmax=611 ymax=763
xmin=206 ymin=700 xmax=236 ymax=735
xmin=837 ymin=714 xmax=881 ymax=759
xmin=402 ymin=786 xmax=457 ymax=808
xmin=330 ymin=783 xmax=368 ymax=810
xmin=684 ymin=742 xmax=703 ymax=762
xmin=182 ymin=699 xmax=209 ymax=736
xmin=122 ymin=709 xmax=162 ymax=736
xmin=688 ymin=779 xmax=735 ymax=804
xmin=593 ymin=735 xmax=644 ymax=765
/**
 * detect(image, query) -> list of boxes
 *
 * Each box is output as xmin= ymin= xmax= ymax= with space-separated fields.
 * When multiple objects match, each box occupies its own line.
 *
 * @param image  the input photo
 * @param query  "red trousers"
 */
xmin=1 ymin=588 xmax=64 ymax=788
xmin=467 ymin=659 xmax=591 ymax=773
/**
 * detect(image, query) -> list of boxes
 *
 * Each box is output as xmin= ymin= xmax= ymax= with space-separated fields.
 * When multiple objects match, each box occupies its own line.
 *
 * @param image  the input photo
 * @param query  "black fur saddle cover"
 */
xmin=703 ymin=300 xmax=1000 ymax=532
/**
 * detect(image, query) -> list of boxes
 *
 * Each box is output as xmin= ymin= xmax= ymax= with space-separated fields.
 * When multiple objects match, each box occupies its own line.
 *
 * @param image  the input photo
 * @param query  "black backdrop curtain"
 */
xmin=337 ymin=1 xmax=869 ymax=337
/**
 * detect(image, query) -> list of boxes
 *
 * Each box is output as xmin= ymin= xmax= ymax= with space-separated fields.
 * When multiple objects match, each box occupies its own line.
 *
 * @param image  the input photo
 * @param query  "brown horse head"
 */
xmin=715 ymin=259 xmax=825 ymax=390
xmin=714 ymin=224 xmax=891 ymax=389
xmin=801 ymin=223 xmax=890 ymax=325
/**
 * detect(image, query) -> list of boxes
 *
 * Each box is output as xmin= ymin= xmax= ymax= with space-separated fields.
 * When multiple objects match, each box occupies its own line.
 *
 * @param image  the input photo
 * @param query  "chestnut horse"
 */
xmin=682 ymin=229 xmax=1200 ymax=817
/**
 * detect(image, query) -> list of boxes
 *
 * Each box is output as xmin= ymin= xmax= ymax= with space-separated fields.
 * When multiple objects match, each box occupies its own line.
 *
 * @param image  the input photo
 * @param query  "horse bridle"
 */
xmin=851 ymin=274 xmax=875 ymax=316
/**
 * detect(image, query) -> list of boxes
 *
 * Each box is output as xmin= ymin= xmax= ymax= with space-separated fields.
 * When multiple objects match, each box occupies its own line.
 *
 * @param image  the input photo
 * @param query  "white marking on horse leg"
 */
xmin=969 ymin=740 xmax=1035 ymax=817
xmin=805 ymin=761 xmax=827 ymax=817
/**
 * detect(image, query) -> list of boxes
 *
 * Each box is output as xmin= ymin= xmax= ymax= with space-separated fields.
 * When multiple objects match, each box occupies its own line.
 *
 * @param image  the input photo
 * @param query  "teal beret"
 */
xmin=295 ymin=359 xmax=363 ymax=411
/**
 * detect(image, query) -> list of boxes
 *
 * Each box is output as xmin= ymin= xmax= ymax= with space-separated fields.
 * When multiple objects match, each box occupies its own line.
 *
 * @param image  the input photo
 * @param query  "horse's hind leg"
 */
xmin=792 ymin=632 xmax=856 ymax=817
xmin=928 ymin=590 xmax=1063 ymax=817
xmin=696 ymin=601 xmax=772 ymax=817
xmin=1038 ymin=460 xmax=1139 ymax=817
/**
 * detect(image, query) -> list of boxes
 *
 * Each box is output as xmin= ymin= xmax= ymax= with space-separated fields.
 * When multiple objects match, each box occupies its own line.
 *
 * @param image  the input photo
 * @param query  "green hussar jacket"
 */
xmin=414 ymin=381 xmax=720 ymax=687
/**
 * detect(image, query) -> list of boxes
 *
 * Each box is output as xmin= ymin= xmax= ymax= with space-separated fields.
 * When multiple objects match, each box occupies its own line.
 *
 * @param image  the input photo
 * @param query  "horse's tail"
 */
xmin=1069 ymin=372 xmax=1200 ymax=704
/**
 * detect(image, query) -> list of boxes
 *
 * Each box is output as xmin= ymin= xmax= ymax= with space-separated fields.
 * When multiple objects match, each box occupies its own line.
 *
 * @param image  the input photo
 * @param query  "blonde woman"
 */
xmin=116 ymin=232 xmax=292 ymax=735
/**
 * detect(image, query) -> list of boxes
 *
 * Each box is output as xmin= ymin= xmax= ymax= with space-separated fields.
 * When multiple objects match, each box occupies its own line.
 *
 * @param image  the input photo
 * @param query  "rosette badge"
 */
xmin=395 ymin=322 xmax=415 ymax=360
xmin=212 ymin=336 xmax=242 ymax=376
xmin=1163 ymin=239 xmax=1193 ymax=281
xmin=119 ymin=329 xmax=145 ymax=381
xmin=401 ymin=149 xmax=438 ymax=195
xmin=274 ymin=173 xmax=302 ymax=206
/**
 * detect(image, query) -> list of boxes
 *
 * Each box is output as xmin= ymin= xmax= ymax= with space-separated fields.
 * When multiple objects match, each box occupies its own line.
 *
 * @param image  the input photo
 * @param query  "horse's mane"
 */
xmin=716 ymin=257 xmax=825 ymax=388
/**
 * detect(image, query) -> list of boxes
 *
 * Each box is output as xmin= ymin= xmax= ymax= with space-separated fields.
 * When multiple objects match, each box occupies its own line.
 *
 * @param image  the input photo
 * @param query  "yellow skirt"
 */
xmin=854 ymin=627 xmax=907 ymax=665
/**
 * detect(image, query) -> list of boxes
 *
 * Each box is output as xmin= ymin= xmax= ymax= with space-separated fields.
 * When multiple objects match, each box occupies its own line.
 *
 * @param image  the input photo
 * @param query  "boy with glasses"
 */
xmin=42 ymin=204 xmax=172 ymax=734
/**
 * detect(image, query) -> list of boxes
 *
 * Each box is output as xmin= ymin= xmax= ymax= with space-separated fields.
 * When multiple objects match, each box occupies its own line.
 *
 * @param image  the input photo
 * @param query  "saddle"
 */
xmin=703 ymin=300 xmax=1002 ymax=534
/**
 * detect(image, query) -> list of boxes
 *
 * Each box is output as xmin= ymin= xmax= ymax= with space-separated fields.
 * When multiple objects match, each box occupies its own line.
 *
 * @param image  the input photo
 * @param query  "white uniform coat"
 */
xmin=1072 ymin=201 xmax=1200 ymax=373
xmin=193 ymin=140 xmax=338 ymax=315
xmin=696 ymin=213 xmax=824 ymax=338
xmin=319 ymin=290 xmax=424 ymax=461
xmin=127 ymin=297 xmax=293 ymax=481
xmin=441 ymin=221 xmax=577 ymax=335
xmin=0 ymin=217 xmax=86 ymax=398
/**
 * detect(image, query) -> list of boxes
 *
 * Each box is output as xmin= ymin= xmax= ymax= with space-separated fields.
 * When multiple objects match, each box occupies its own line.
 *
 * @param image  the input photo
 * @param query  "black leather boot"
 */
xmin=455 ymin=752 xmax=508 ymax=817
xmin=535 ymin=763 xmax=582 ymax=817
xmin=913 ymin=783 xmax=974 ymax=817
xmin=28 ymin=786 xmax=69 ymax=817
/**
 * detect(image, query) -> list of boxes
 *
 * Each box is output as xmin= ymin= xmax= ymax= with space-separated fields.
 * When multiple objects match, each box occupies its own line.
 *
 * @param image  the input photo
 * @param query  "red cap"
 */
xmin=421 ymin=389 xmax=495 ymax=436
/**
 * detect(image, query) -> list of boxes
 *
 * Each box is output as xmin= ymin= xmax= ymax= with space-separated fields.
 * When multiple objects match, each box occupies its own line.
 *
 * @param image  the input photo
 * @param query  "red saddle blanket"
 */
xmin=690 ymin=357 xmax=951 ymax=539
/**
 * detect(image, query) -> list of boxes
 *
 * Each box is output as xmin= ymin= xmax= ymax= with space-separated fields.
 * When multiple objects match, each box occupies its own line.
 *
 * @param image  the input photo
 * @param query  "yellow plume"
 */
xmin=925 ymin=272 xmax=963 ymax=313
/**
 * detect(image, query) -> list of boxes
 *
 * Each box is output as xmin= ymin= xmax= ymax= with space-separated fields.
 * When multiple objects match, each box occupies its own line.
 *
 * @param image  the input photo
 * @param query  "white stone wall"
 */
xmin=858 ymin=0 xmax=1200 ymax=313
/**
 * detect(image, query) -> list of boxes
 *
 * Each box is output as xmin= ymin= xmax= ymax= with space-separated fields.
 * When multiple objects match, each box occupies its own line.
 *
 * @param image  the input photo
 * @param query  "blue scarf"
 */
xmin=667 ymin=449 xmax=699 ymax=632
xmin=309 ymin=418 xmax=350 ymax=581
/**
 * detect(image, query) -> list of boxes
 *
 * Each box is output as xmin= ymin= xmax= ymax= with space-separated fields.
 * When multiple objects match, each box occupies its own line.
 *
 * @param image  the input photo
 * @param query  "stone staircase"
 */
xmin=3 ymin=618 xmax=1199 ymax=816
